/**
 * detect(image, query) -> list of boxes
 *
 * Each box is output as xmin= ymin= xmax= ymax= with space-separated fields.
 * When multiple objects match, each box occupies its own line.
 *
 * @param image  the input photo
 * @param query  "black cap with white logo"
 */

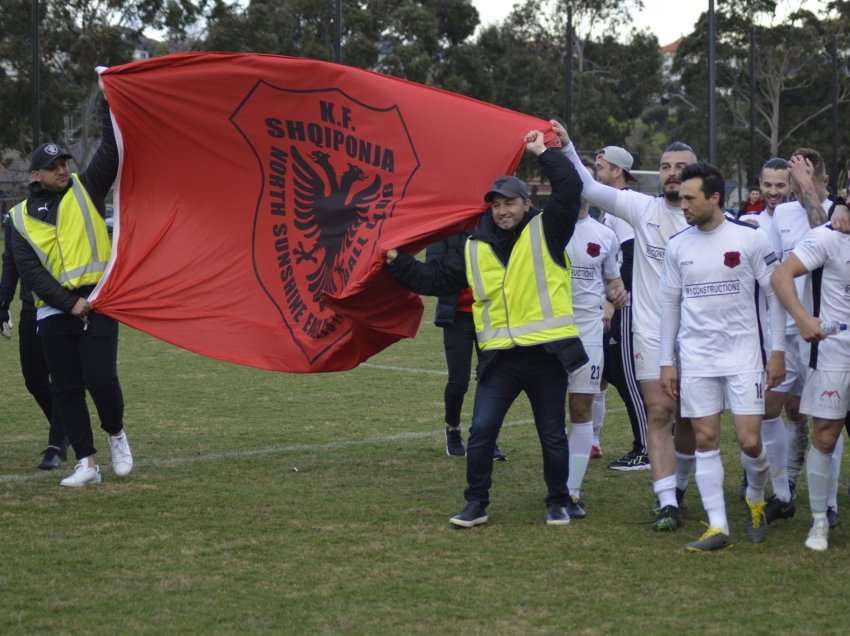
xmin=30 ymin=143 xmax=73 ymax=171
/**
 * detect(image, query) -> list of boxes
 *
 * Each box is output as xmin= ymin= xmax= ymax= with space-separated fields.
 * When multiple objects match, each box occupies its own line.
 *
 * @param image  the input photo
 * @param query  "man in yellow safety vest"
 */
xmin=10 ymin=94 xmax=133 ymax=487
xmin=386 ymin=129 xmax=587 ymax=527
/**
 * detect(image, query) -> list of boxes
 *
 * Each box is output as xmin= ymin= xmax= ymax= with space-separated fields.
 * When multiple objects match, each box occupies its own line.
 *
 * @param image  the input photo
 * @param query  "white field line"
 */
xmin=0 ymin=359 xmax=626 ymax=485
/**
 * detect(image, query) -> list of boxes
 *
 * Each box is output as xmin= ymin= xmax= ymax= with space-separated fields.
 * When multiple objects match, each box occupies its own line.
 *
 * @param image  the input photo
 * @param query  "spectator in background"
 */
xmin=739 ymin=186 xmax=766 ymax=216
xmin=1 ymin=212 xmax=64 ymax=469
xmin=427 ymin=233 xmax=505 ymax=461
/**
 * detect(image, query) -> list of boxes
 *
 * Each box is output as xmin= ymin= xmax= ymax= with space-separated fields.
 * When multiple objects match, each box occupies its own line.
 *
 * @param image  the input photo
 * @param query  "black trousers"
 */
xmin=442 ymin=311 xmax=478 ymax=428
xmin=602 ymin=305 xmax=648 ymax=453
xmin=465 ymin=346 xmax=569 ymax=507
xmin=38 ymin=312 xmax=124 ymax=460
xmin=18 ymin=307 xmax=62 ymax=446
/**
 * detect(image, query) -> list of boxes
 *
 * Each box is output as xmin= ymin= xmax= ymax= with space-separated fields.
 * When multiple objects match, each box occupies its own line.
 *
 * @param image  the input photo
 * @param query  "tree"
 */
xmin=0 ymin=0 xmax=207 ymax=159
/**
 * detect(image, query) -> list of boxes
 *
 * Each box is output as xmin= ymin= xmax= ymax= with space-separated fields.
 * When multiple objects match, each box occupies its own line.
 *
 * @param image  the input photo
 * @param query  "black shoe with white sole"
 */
xmin=450 ymin=502 xmax=488 ymax=528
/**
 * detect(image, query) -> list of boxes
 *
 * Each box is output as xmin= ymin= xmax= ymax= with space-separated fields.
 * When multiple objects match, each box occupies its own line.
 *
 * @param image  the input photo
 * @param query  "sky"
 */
xmin=471 ymin=0 xmax=829 ymax=46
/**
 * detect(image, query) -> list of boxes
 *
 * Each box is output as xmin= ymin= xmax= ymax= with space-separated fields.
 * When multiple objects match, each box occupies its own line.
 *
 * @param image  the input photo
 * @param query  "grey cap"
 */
xmin=30 ymin=143 xmax=73 ymax=171
xmin=599 ymin=146 xmax=637 ymax=182
xmin=484 ymin=175 xmax=529 ymax=202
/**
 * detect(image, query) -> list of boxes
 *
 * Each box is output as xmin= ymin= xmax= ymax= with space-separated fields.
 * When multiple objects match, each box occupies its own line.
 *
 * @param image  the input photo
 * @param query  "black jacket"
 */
xmin=0 ymin=215 xmax=35 ymax=311
xmin=426 ymin=232 xmax=470 ymax=327
xmin=11 ymin=97 xmax=117 ymax=313
xmin=388 ymin=147 xmax=588 ymax=378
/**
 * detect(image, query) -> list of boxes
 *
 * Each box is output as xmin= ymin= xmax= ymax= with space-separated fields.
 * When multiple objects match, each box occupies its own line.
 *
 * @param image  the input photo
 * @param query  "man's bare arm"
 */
xmin=789 ymin=155 xmax=827 ymax=227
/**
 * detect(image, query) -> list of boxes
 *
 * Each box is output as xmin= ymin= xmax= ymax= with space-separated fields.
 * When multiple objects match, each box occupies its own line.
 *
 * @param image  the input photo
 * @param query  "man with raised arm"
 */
xmin=553 ymin=120 xmax=695 ymax=532
xmin=385 ymin=130 xmax=587 ymax=528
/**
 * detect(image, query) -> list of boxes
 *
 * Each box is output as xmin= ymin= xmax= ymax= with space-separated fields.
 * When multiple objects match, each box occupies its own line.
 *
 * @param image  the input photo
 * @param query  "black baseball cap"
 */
xmin=484 ymin=176 xmax=529 ymax=202
xmin=30 ymin=143 xmax=73 ymax=171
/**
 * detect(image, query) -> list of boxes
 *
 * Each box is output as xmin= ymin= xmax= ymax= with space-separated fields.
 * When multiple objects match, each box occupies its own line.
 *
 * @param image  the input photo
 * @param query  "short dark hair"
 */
xmin=680 ymin=162 xmax=725 ymax=207
xmin=761 ymin=157 xmax=788 ymax=172
xmin=791 ymin=147 xmax=826 ymax=177
xmin=664 ymin=141 xmax=696 ymax=155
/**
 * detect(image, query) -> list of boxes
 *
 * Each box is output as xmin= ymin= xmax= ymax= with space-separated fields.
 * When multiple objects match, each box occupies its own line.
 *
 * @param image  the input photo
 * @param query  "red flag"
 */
xmin=92 ymin=52 xmax=554 ymax=372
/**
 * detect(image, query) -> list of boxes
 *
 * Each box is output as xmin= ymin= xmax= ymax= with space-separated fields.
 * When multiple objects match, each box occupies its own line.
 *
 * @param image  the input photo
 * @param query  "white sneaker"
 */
xmin=108 ymin=431 xmax=134 ymax=477
xmin=60 ymin=462 xmax=102 ymax=487
xmin=804 ymin=517 xmax=830 ymax=552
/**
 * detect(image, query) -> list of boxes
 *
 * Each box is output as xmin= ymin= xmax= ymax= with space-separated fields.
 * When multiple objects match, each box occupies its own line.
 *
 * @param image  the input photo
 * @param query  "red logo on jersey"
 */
xmin=586 ymin=242 xmax=601 ymax=257
xmin=723 ymin=251 xmax=741 ymax=268
xmin=820 ymin=390 xmax=841 ymax=400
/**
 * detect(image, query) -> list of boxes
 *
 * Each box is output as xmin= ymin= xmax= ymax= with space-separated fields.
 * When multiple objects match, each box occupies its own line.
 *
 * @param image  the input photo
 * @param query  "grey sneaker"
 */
xmin=827 ymin=506 xmax=839 ymax=529
xmin=764 ymin=495 xmax=796 ymax=524
xmin=745 ymin=499 xmax=768 ymax=544
xmin=450 ymin=502 xmax=488 ymax=529
xmin=545 ymin=504 xmax=570 ymax=526
xmin=686 ymin=527 xmax=731 ymax=552
xmin=565 ymin=497 xmax=586 ymax=519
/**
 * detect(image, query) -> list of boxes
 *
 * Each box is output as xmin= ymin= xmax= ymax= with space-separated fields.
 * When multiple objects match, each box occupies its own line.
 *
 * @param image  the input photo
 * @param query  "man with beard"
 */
xmin=591 ymin=146 xmax=650 ymax=472
xmin=555 ymin=121 xmax=696 ymax=531
xmin=768 ymin=149 xmax=842 ymax=526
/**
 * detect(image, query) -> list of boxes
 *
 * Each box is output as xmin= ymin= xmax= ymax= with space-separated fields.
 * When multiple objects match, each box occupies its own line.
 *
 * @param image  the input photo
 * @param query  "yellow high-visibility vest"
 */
xmin=11 ymin=175 xmax=111 ymax=308
xmin=465 ymin=214 xmax=579 ymax=350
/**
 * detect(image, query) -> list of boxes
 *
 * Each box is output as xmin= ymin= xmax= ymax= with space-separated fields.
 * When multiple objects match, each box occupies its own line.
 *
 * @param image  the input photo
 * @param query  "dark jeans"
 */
xmin=602 ymin=305 xmax=648 ymax=453
xmin=38 ymin=311 xmax=124 ymax=460
xmin=442 ymin=311 xmax=478 ymax=428
xmin=18 ymin=308 xmax=62 ymax=446
xmin=465 ymin=346 xmax=569 ymax=507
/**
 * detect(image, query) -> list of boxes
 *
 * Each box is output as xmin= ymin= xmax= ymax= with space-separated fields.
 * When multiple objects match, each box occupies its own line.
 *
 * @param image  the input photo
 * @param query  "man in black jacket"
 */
xmin=10 ymin=95 xmax=133 ymax=487
xmin=426 ymin=233 xmax=505 ymax=461
xmin=386 ymin=129 xmax=587 ymax=527
xmin=0 ymin=213 xmax=63 ymax=469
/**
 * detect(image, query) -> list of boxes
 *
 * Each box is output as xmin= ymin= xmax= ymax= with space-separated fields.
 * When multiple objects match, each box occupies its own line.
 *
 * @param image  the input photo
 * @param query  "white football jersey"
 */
xmin=769 ymin=199 xmax=831 ymax=335
xmin=793 ymin=225 xmax=850 ymax=371
xmin=565 ymin=216 xmax=620 ymax=345
xmin=662 ymin=219 xmax=778 ymax=377
xmin=608 ymin=190 xmax=689 ymax=340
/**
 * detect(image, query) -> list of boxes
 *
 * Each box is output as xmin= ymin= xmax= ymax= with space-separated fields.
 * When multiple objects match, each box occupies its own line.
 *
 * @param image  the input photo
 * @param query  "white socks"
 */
xmin=786 ymin=417 xmax=808 ymax=483
xmin=592 ymin=392 xmax=606 ymax=447
xmin=741 ymin=447 xmax=769 ymax=503
xmin=807 ymin=446 xmax=833 ymax=515
xmin=675 ymin=451 xmax=695 ymax=492
xmin=762 ymin=416 xmax=791 ymax=502
xmin=829 ymin=433 xmax=844 ymax=511
xmin=568 ymin=421 xmax=594 ymax=499
xmin=695 ymin=449 xmax=729 ymax=534
xmin=653 ymin=475 xmax=678 ymax=509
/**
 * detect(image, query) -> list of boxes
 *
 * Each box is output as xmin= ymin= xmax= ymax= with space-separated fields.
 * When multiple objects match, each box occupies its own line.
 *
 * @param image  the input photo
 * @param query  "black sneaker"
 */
xmin=764 ymin=495 xmax=796 ymax=524
xmin=607 ymin=449 xmax=650 ymax=472
xmin=449 ymin=502 xmax=488 ymax=528
xmin=827 ymin=506 xmax=839 ymax=529
xmin=38 ymin=446 xmax=65 ymax=471
xmin=445 ymin=427 xmax=465 ymax=457
xmin=565 ymin=497 xmax=586 ymax=519
xmin=493 ymin=445 xmax=507 ymax=462
xmin=545 ymin=504 xmax=570 ymax=525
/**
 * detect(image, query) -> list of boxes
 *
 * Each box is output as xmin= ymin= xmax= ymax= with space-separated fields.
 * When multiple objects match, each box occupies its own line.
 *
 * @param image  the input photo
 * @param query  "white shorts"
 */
xmin=634 ymin=332 xmax=662 ymax=381
xmin=568 ymin=344 xmax=603 ymax=394
xmin=770 ymin=334 xmax=806 ymax=395
xmin=680 ymin=372 xmax=766 ymax=418
xmin=800 ymin=369 xmax=850 ymax=420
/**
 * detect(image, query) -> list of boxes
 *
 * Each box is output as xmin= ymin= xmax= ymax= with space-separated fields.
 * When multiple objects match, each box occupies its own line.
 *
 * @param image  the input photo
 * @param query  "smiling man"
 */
xmin=385 ymin=130 xmax=587 ymax=528
xmin=557 ymin=122 xmax=697 ymax=532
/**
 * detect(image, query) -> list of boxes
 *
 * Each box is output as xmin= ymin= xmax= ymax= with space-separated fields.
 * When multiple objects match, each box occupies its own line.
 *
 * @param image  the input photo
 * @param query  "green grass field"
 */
xmin=2 ymin=292 xmax=849 ymax=635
